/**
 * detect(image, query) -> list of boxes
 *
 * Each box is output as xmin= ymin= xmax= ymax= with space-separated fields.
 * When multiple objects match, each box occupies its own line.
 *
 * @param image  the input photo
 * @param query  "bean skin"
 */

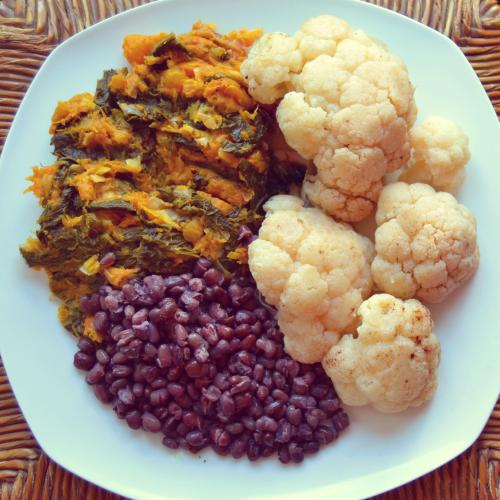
xmin=74 ymin=351 xmax=95 ymax=370
xmin=73 ymin=262 xmax=348 ymax=462
xmin=142 ymin=412 xmax=162 ymax=432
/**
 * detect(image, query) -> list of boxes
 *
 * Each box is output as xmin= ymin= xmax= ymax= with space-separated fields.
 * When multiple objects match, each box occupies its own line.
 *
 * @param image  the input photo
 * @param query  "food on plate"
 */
xmin=74 ymin=260 xmax=349 ymax=463
xmin=22 ymin=21 xmax=351 ymax=463
xmin=20 ymin=12 xmax=481 ymax=462
xmin=240 ymin=32 xmax=303 ymax=105
xmin=248 ymin=195 xmax=374 ymax=363
xmin=371 ymin=182 xmax=479 ymax=303
xmin=20 ymin=22 xmax=303 ymax=337
xmin=322 ymin=294 xmax=440 ymax=413
xmin=398 ymin=116 xmax=470 ymax=193
xmin=241 ymin=15 xmax=417 ymax=222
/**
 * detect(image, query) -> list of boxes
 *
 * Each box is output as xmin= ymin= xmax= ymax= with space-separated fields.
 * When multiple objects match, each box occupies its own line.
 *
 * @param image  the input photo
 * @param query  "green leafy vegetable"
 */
xmin=95 ymin=69 xmax=118 ymax=110
xmin=152 ymin=34 xmax=190 ymax=58
xmin=221 ymin=109 xmax=268 ymax=157
xmin=117 ymin=94 xmax=173 ymax=121
xmin=52 ymin=133 xmax=91 ymax=160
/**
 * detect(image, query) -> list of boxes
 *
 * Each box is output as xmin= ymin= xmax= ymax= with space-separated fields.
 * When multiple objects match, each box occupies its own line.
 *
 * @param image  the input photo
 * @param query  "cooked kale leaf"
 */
xmin=152 ymin=34 xmax=190 ymax=57
xmin=52 ymin=133 xmax=90 ymax=160
xmin=117 ymin=94 xmax=173 ymax=122
xmin=221 ymin=109 xmax=268 ymax=157
xmin=95 ymin=69 xmax=118 ymax=110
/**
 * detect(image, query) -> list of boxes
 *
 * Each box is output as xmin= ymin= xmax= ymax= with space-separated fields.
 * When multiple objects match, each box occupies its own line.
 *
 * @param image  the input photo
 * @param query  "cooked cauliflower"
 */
xmin=240 ymin=33 xmax=303 ymax=105
xmin=372 ymin=182 xmax=479 ymax=303
xmin=322 ymin=294 xmax=440 ymax=413
xmin=241 ymin=15 xmax=417 ymax=222
xmin=399 ymin=116 xmax=470 ymax=193
xmin=248 ymin=195 xmax=374 ymax=363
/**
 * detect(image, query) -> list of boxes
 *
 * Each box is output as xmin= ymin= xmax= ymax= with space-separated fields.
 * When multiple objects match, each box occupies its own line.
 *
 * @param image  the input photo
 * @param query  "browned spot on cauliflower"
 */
xmin=248 ymin=195 xmax=374 ymax=363
xmin=322 ymin=293 xmax=440 ymax=413
xmin=241 ymin=15 xmax=417 ymax=222
xmin=372 ymin=182 xmax=479 ymax=303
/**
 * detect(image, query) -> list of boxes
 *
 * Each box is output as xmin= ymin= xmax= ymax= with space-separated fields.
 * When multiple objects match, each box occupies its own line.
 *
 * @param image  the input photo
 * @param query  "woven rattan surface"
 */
xmin=0 ymin=0 xmax=499 ymax=498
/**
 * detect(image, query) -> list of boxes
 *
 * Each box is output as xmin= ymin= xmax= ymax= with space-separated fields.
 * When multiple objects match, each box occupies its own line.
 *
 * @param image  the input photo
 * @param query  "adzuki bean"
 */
xmin=73 ymin=261 xmax=349 ymax=463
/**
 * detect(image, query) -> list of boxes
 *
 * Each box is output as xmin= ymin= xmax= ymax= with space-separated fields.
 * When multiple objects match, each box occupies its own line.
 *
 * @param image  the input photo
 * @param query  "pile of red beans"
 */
xmin=74 ymin=258 xmax=349 ymax=463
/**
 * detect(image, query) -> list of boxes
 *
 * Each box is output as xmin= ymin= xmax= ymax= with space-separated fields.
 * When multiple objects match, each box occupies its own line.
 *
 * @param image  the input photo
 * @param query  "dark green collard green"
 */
xmin=22 ymin=52 xmax=302 ymax=337
xmin=152 ymin=33 xmax=190 ymax=58
xmin=117 ymin=94 xmax=173 ymax=122
xmin=95 ymin=69 xmax=118 ymax=110
xmin=51 ymin=133 xmax=86 ymax=161
xmin=221 ymin=109 xmax=268 ymax=157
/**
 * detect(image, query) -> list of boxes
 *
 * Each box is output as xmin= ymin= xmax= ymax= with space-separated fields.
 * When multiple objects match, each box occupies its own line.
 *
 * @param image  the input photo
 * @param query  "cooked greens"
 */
xmin=21 ymin=22 xmax=304 ymax=336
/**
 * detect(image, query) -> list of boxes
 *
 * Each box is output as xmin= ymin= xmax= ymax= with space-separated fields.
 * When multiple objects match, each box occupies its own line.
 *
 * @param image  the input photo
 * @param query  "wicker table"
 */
xmin=0 ymin=1 xmax=499 ymax=498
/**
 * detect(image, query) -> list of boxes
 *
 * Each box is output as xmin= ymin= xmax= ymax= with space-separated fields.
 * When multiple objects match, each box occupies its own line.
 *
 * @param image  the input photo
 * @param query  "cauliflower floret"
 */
xmin=399 ymin=116 xmax=470 ymax=193
xmin=241 ymin=15 xmax=416 ymax=222
xmin=302 ymin=144 xmax=386 ymax=221
xmin=322 ymin=293 xmax=440 ymax=413
xmin=276 ymin=92 xmax=327 ymax=160
xmin=240 ymin=33 xmax=303 ymax=105
xmin=295 ymin=15 xmax=352 ymax=61
xmin=372 ymin=182 xmax=479 ymax=303
xmin=248 ymin=195 xmax=374 ymax=363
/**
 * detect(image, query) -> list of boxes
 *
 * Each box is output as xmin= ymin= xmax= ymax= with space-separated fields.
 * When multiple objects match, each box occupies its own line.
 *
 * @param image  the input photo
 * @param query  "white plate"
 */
xmin=0 ymin=1 xmax=499 ymax=499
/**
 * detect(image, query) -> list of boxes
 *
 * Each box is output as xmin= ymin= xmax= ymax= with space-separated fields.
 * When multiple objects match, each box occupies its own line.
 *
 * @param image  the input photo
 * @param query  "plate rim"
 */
xmin=1 ymin=0 xmax=499 ymax=498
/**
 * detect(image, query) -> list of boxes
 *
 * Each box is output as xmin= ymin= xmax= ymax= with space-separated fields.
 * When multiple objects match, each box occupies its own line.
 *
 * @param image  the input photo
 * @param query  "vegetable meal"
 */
xmin=21 ymin=16 xmax=479 ymax=463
